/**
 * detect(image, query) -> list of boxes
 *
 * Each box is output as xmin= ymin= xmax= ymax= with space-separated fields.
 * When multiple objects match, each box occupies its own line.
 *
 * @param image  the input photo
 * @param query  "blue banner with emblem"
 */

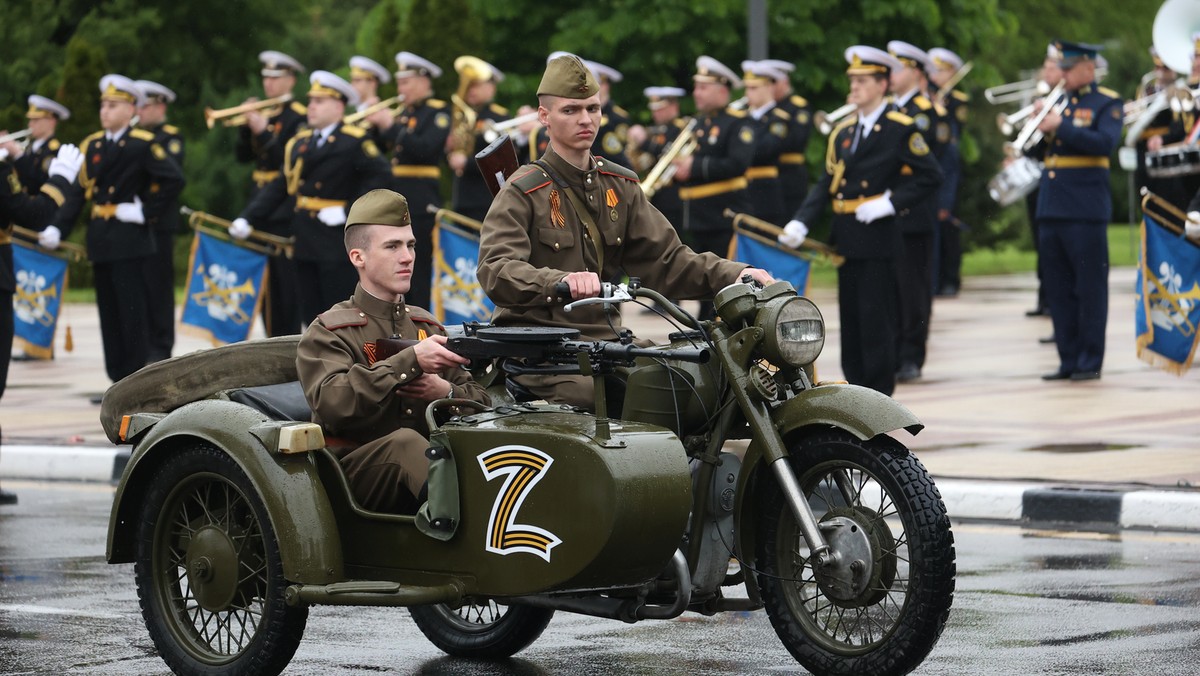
xmin=11 ymin=241 xmax=69 ymax=359
xmin=728 ymin=227 xmax=812 ymax=296
xmin=432 ymin=215 xmax=494 ymax=325
xmin=179 ymin=231 xmax=269 ymax=346
xmin=1135 ymin=212 xmax=1200 ymax=374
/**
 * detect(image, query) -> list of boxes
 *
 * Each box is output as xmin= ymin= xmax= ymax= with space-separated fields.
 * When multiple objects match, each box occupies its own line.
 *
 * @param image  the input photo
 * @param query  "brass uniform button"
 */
xmin=1048 ymin=170 xmax=1056 ymax=179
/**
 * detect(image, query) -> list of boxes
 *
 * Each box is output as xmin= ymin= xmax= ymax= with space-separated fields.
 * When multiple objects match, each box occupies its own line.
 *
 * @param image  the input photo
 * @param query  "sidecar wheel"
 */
xmin=409 ymin=601 xmax=554 ymax=658
xmin=755 ymin=430 xmax=955 ymax=676
xmin=134 ymin=444 xmax=307 ymax=676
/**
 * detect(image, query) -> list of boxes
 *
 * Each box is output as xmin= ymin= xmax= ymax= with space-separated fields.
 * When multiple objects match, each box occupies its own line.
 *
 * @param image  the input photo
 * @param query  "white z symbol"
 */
xmin=477 ymin=445 xmax=562 ymax=562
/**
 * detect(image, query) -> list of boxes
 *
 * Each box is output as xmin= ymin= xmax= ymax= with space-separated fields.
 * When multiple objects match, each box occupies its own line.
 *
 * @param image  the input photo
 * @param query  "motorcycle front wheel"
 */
xmin=409 ymin=601 xmax=554 ymax=658
xmin=755 ymin=430 xmax=955 ymax=676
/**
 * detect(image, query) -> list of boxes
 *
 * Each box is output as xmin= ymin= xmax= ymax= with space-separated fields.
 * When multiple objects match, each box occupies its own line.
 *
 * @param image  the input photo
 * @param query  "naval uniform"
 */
xmin=478 ymin=145 xmax=746 ymax=408
xmin=744 ymin=103 xmax=791 ymax=226
xmin=378 ymin=97 xmax=452 ymax=310
xmin=641 ymin=117 xmax=689 ymax=228
xmin=936 ymin=89 xmax=969 ymax=295
xmin=1034 ymin=82 xmax=1122 ymax=378
xmin=13 ymin=136 xmax=61 ymax=196
xmin=236 ymin=99 xmax=308 ymax=336
xmin=296 ymin=284 xmax=489 ymax=514
xmin=792 ymin=108 xmax=942 ymax=395
xmin=595 ymin=101 xmax=632 ymax=169
xmin=452 ymin=102 xmax=509 ymax=223
xmin=139 ymin=122 xmax=186 ymax=362
xmin=241 ymin=122 xmax=392 ymax=326
xmin=776 ymin=94 xmax=814 ymax=217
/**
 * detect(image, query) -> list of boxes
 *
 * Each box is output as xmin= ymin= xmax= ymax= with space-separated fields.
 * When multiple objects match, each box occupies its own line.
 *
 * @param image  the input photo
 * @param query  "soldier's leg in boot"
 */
xmin=339 ymin=428 xmax=431 ymax=514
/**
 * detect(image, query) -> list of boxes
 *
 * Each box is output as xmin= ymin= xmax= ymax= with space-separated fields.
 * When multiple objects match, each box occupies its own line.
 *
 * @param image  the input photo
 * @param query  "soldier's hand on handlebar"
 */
xmin=412 ymin=334 xmax=470 ymax=372
xmin=741 ymin=268 xmax=774 ymax=286
xmin=562 ymin=271 xmax=602 ymax=299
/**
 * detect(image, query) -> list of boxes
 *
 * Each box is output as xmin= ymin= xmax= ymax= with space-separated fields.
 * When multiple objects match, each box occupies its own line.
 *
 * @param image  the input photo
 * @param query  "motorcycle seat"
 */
xmin=226 ymin=381 xmax=313 ymax=422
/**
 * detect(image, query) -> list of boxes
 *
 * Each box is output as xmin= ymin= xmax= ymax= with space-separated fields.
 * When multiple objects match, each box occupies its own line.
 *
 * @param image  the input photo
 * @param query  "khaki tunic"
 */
xmin=296 ymin=284 xmax=489 ymax=512
xmin=478 ymin=145 xmax=746 ymax=342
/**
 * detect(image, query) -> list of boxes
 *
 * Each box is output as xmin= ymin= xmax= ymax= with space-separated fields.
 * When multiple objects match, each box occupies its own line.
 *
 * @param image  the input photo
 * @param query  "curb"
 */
xmin=3 ymin=445 xmax=1199 ymax=532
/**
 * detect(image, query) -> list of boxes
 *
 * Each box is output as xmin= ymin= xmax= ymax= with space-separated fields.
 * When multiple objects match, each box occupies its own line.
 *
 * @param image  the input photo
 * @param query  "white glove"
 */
xmin=229 ymin=217 xmax=253 ymax=240
xmin=317 ymin=205 xmax=347 ymax=227
xmin=48 ymin=144 xmax=84 ymax=183
xmin=778 ymin=220 xmax=809 ymax=248
xmin=38 ymin=225 xmax=61 ymax=250
xmin=855 ymin=195 xmax=896 ymax=224
xmin=1187 ymin=211 xmax=1200 ymax=239
xmin=115 ymin=196 xmax=145 ymax=224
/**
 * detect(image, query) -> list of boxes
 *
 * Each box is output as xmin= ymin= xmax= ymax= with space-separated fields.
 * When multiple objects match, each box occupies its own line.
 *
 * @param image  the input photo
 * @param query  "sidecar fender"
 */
xmin=106 ymin=399 xmax=343 ymax=584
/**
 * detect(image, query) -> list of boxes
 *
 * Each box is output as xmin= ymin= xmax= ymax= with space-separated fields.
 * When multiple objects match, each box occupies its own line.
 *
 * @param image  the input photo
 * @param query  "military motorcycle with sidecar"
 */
xmin=102 ymin=277 xmax=955 ymax=676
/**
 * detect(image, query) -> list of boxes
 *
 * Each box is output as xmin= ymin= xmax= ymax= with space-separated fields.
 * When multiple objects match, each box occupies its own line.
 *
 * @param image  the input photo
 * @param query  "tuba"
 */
xmin=449 ymin=56 xmax=493 ymax=157
xmin=1153 ymin=0 xmax=1200 ymax=77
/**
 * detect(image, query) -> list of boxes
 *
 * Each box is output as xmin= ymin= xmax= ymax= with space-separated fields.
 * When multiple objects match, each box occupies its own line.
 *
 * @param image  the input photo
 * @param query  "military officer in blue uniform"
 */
xmin=365 ymin=52 xmax=451 ymax=310
xmin=760 ymin=58 xmax=813 ymax=216
xmin=232 ymin=70 xmax=392 ymax=326
xmin=778 ymin=46 xmax=942 ymax=396
xmin=2 ymin=96 xmax=69 ymax=199
xmin=927 ymin=47 xmax=971 ymax=297
xmin=235 ymin=50 xmax=309 ymax=336
xmin=1033 ymin=41 xmax=1122 ymax=382
xmin=739 ymin=60 xmax=790 ymax=226
xmin=135 ymin=79 xmax=186 ymax=363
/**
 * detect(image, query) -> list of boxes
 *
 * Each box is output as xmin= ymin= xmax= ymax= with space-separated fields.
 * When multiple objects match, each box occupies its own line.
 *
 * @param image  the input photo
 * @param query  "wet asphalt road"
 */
xmin=2 ymin=481 xmax=1199 ymax=675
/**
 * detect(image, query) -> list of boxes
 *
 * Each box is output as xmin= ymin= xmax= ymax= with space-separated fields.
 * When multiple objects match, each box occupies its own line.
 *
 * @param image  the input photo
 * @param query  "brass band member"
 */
xmin=760 ymin=58 xmax=814 ymax=215
xmin=739 ymin=60 xmax=790 ymax=226
xmin=347 ymin=55 xmax=391 ymax=119
xmin=627 ymin=86 xmax=689 ymax=227
xmin=3 ymin=95 xmax=69 ymax=198
xmin=448 ymin=56 xmax=509 ymax=222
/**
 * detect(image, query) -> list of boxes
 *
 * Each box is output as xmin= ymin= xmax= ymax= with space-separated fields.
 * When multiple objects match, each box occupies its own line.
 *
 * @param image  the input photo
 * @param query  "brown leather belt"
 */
xmin=678 ymin=176 xmax=748 ymax=200
xmin=295 ymin=196 xmax=347 ymax=212
xmin=92 ymin=203 xmax=119 ymax=219
xmin=745 ymin=166 xmax=780 ymax=180
xmin=831 ymin=193 xmax=885 ymax=215
xmin=392 ymin=165 xmax=441 ymax=179
xmin=1044 ymin=155 xmax=1110 ymax=169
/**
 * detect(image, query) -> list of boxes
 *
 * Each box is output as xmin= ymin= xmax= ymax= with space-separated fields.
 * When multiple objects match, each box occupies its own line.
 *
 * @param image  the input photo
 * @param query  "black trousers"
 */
xmin=94 ymin=259 xmax=151 ymax=382
xmin=264 ymin=254 xmax=301 ymax=337
xmin=1025 ymin=189 xmax=1047 ymax=310
xmin=295 ymin=258 xmax=359 ymax=327
xmin=0 ymin=288 xmax=11 ymax=400
xmin=407 ymin=206 xmax=435 ymax=311
xmin=143 ymin=228 xmax=175 ymax=361
xmin=838 ymin=258 xmax=898 ymax=396
xmin=1039 ymin=219 xmax=1108 ymax=375
xmin=896 ymin=231 xmax=935 ymax=369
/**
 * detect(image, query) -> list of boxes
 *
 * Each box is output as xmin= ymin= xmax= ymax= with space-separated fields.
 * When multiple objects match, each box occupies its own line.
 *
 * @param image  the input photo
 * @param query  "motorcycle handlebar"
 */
xmin=596 ymin=342 xmax=710 ymax=364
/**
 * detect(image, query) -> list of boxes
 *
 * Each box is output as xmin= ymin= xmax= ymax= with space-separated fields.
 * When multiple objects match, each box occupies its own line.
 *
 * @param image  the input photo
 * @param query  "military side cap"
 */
xmin=1055 ymin=40 xmax=1104 ymax=68
xmin=308 ymin=70 xmax=360 ymax=107
xmin=394 ymin=51 xmax=442 ymax=79
xmin=346 ymin=189 xmax=411 ymax=230
xmin=585 ymin=60 xmax=623 ymax=84
xmin=741 ymin=60 xmax=786 ymax=85
xmin=136 ymin=80 xmax=177 ymax=105
xmin=538 ymin=55 xmax=599 ymax=98
xmin=644 ymin=86 xmax=686 ymax=110
xmin=759 ymin=58 xmax=796 ymax=73
xmin=99 ymin=74 xmax=144 ymax=105
xmin=928 ymin=47 xmax=964 ymax=72
xmin=694 ymin=56 xmax=742 ymax=89
xmin=888 ymin=41 xmax=933 ymax=74
xmin=844 ymin=46 xmax=900 ymax=76
xmin=260 ymin=50 xmax=305 ymax=77
xmin=350 ymin=55 xmax=391 ymax=84
xmin=27 ymin=95 xmax=70 ymax=120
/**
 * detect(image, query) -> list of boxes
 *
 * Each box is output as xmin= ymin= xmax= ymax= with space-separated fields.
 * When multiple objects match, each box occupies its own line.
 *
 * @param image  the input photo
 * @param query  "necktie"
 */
xmin=850 ymin=122 xmax=864 ymax=154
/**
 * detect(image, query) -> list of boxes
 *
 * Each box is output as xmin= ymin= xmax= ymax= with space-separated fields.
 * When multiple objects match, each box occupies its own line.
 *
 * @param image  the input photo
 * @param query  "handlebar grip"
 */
xmin=553 ymin=281 xmax=572 ymax=300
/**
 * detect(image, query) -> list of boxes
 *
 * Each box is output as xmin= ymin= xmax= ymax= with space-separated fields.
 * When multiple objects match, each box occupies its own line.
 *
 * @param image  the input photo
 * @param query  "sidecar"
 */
xmin=103 ymin=336 xmax=693 ymax=674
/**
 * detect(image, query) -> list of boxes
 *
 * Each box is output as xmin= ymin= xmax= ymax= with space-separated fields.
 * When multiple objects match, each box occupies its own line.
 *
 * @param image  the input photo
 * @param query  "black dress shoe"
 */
xmin=1070 ymin=371 xmax=1101 ymax=381
xmin=0 ymin=489 xmax=17 ymax=505
xmin=1041 ymin=370 xmax=1072 ymax=381
xmin=89 ymin=394 xmax=105 ymax=405
xmin=896 ymin=363 xmax=922 ymax=382
xmin=1039 ymin=334 xmax=1056 ymax=344
xmin=1025 ymin=306 xmax=1049 ymax=317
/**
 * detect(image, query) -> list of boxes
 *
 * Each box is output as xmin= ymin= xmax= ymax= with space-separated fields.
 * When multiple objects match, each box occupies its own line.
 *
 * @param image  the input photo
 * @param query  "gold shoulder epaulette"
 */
xmin=914 ymin=96 xmax=932 ymax=111
xmin=790 ymin=94 xmax=809 ymax=107
xmin=426 ymin=98 xmax=447 ymax=109
xmin=772 ymin=107 xmax=791 ymax=120
xmin=933 ymin=102 xmax=948 ymax=116
xmin=290 ymin=101 xmax=308 ymax=115
xmin=952 ymin=90 xmax=969 ymax=103
xmin=82 ymin=130 xmax=104 ymax=148
xmin=612 ymin=104 xmax=629 ymax=117
xmin=1097 ymin=86 xmax=1120 ymax=99
xmin=489 ymin=103 xmax=509 ymax=116
xmin=340 ymin=124 xmax=367 ymax=138
xmin=725 ymin=106 xmax=748 ymax=118
xmin=163 ymin=124 xmax=180 ymax=135
xmin=886 ymin=111 xmax=915 ymax=125
xmin=130 ymin=128 xmax=156 ymax=141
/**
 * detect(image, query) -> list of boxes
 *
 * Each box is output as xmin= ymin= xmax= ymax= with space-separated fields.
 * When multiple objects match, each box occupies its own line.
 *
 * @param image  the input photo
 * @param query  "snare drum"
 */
xmin=1145 ymin=143 xmax=1200 ymax=178
xmin=988 ymin=157 xmax=1043 ymax=207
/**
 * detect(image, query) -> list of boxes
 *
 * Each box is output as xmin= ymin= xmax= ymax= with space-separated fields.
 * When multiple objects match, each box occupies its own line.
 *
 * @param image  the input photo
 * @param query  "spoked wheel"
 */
xmin=755 ymin=430 xmax=955 ymax=676
xmin=134 ymin=444 xmax=307 ymax=676
xmin=410 ymin=600 xmax=554 ymax=658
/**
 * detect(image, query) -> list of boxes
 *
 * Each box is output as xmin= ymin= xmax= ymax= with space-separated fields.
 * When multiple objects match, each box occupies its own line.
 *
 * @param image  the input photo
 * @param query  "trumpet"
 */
xmin=482 ymin=111 xmax=540 ymax=144
xmin=996 ymin=104 xmax=1036 ymax=136
xmin=984 ymin=77 xmax=1049 ymax=105
xmin=1006 ymin=82 xmax=1066 ymax=157
xmin=934 ymin=61 xmax=973 ymax=105
xmin=814 ymin=103 xmax=857 ymax=135
xmin=640 ymin=118 xmax=698 ymax=199
xmin=0 ymin=129 xmax=33 ymax=145
xmin=204 ymin=93 xmax=293 ymax=129
xmin=343 ymin=95 xmax=406 ymax=125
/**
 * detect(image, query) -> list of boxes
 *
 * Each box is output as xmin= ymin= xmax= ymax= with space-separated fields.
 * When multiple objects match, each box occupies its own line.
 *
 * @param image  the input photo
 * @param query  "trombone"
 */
xmin=205 ymin=93 xmax=293 ymax=129
xmin=640 ymin=118 xmax=698 ymax=199
xmin=482 ymin=111 xmax=540 ymax=144
xmin=815 ymin=103 xmax=857 ymax=135
xmin=0 ymin=129 xmax=33 ymax=145
xmin=181 ymin=207 xmax=295 ymax=258
xmin=343 ymin=95 xmax=405 ymax=125
xmin=934 ymin=61 xmax=973 ymax=105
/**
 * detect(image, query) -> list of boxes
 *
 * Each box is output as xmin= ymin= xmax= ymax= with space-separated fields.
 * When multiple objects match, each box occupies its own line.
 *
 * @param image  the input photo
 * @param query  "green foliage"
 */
xmin=399 ymin=0 xmax=486 ymax=98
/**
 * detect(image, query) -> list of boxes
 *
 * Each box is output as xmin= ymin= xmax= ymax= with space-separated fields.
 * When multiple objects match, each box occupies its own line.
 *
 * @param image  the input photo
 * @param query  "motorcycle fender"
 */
xmin=106 ymin=399 xmax=342 ymax=584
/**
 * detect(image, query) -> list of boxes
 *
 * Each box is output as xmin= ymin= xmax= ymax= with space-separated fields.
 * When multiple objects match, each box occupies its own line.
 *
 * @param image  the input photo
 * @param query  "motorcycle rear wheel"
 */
xmin=755 ymin=430 xmax=955 ymax=675
xmin=409 ymin=601 xmax=554 ymax=658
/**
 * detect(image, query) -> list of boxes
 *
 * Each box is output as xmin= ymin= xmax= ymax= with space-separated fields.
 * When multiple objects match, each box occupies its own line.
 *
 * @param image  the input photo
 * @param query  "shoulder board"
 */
xmin=129 ymin=128 xmax=156 ymax=142
xmin=831 ymin=116 xmax=856 ymax=136
xmin=290 ymin=101 xmax=308 ymax=115
xmin=933 ymin=102 xmax=948 ymax=116
xmin=512 ymin=166 xmax=552 ymax=193
xmin=595 ymin=159 xmax=638 ymax=182
xmin=725 ymin=107 xmax=748 ymax=118
xmin=426 ymin=98 xmax=447 ymax=109
xmin=489 ymin=103 xmax=509 ymax=116
xmin=317 ymin=308 xmax=368 ymax=330
xmin=162 ymin=124 xmax=180 ymax=135
xmin=294 ymin=129 xmax=314 ymax=139
xmin=1097 ymin=86 xmax=1120 ymax=99
xmin=772 ymin=107 xmax=791 ymax=120
xmin=673 ymin=117 xmax=689 ymax=129
xmin=790 ymin=94 xmax=809 ymax=107
xmin=340 ymin=125 xmax=367 ymax=138
xmin=913 ymin=96 xmax=932 ymax=111
xmin=82 ymin=130 xmax=105 ymax=147
xmin=886 ymin=111 xmax=914 ymax=126
xmin=951 ymin=90 xmax=969 ymax=103
xmin=612 ymin=104 xmax=629 ymax=117
xmin=48 ymin=138 xmax=61 ymax=151
xmin=409 ymin=312 xmax=444 ymax=329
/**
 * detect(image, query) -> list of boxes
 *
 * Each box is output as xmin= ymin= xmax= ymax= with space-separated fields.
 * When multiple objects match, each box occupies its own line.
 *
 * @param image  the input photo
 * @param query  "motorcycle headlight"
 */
xmin=757 ymin=296 xmax=824 ymax=367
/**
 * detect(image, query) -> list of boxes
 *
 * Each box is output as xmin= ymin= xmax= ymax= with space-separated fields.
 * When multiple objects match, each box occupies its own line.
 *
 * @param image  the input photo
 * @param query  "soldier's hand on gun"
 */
xmin=1186 ymin=212 xmax=1200 ymax=239
xmin=562 ymin=271 xmax=602 ymax=299
xmin=48 ymin=144 xmax=83 ymax=183
xmin=855 ymin=195 xmax=895 ymax=224
xmin=396 ymin=373 xmax=455 ymax=402
xmin=229 ymin=218 xmax=253 ymax=240
xmin=778 ymin=220 xmax=808 ymax=248
xmin=412 ymin=334 xmax=470 ymax=372
xmin=38 ymin=225 xmax=61 ymax=250
xmin=115 ymin=196 xmax=145 ymax=225
xmin=317 ymin=205 xmax=346 ymax=227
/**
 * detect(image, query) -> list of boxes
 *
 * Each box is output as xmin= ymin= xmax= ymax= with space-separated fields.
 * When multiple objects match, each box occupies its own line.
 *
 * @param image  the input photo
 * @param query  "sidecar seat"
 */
xmin=226 ymin=381 xmax=313 ymax=422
